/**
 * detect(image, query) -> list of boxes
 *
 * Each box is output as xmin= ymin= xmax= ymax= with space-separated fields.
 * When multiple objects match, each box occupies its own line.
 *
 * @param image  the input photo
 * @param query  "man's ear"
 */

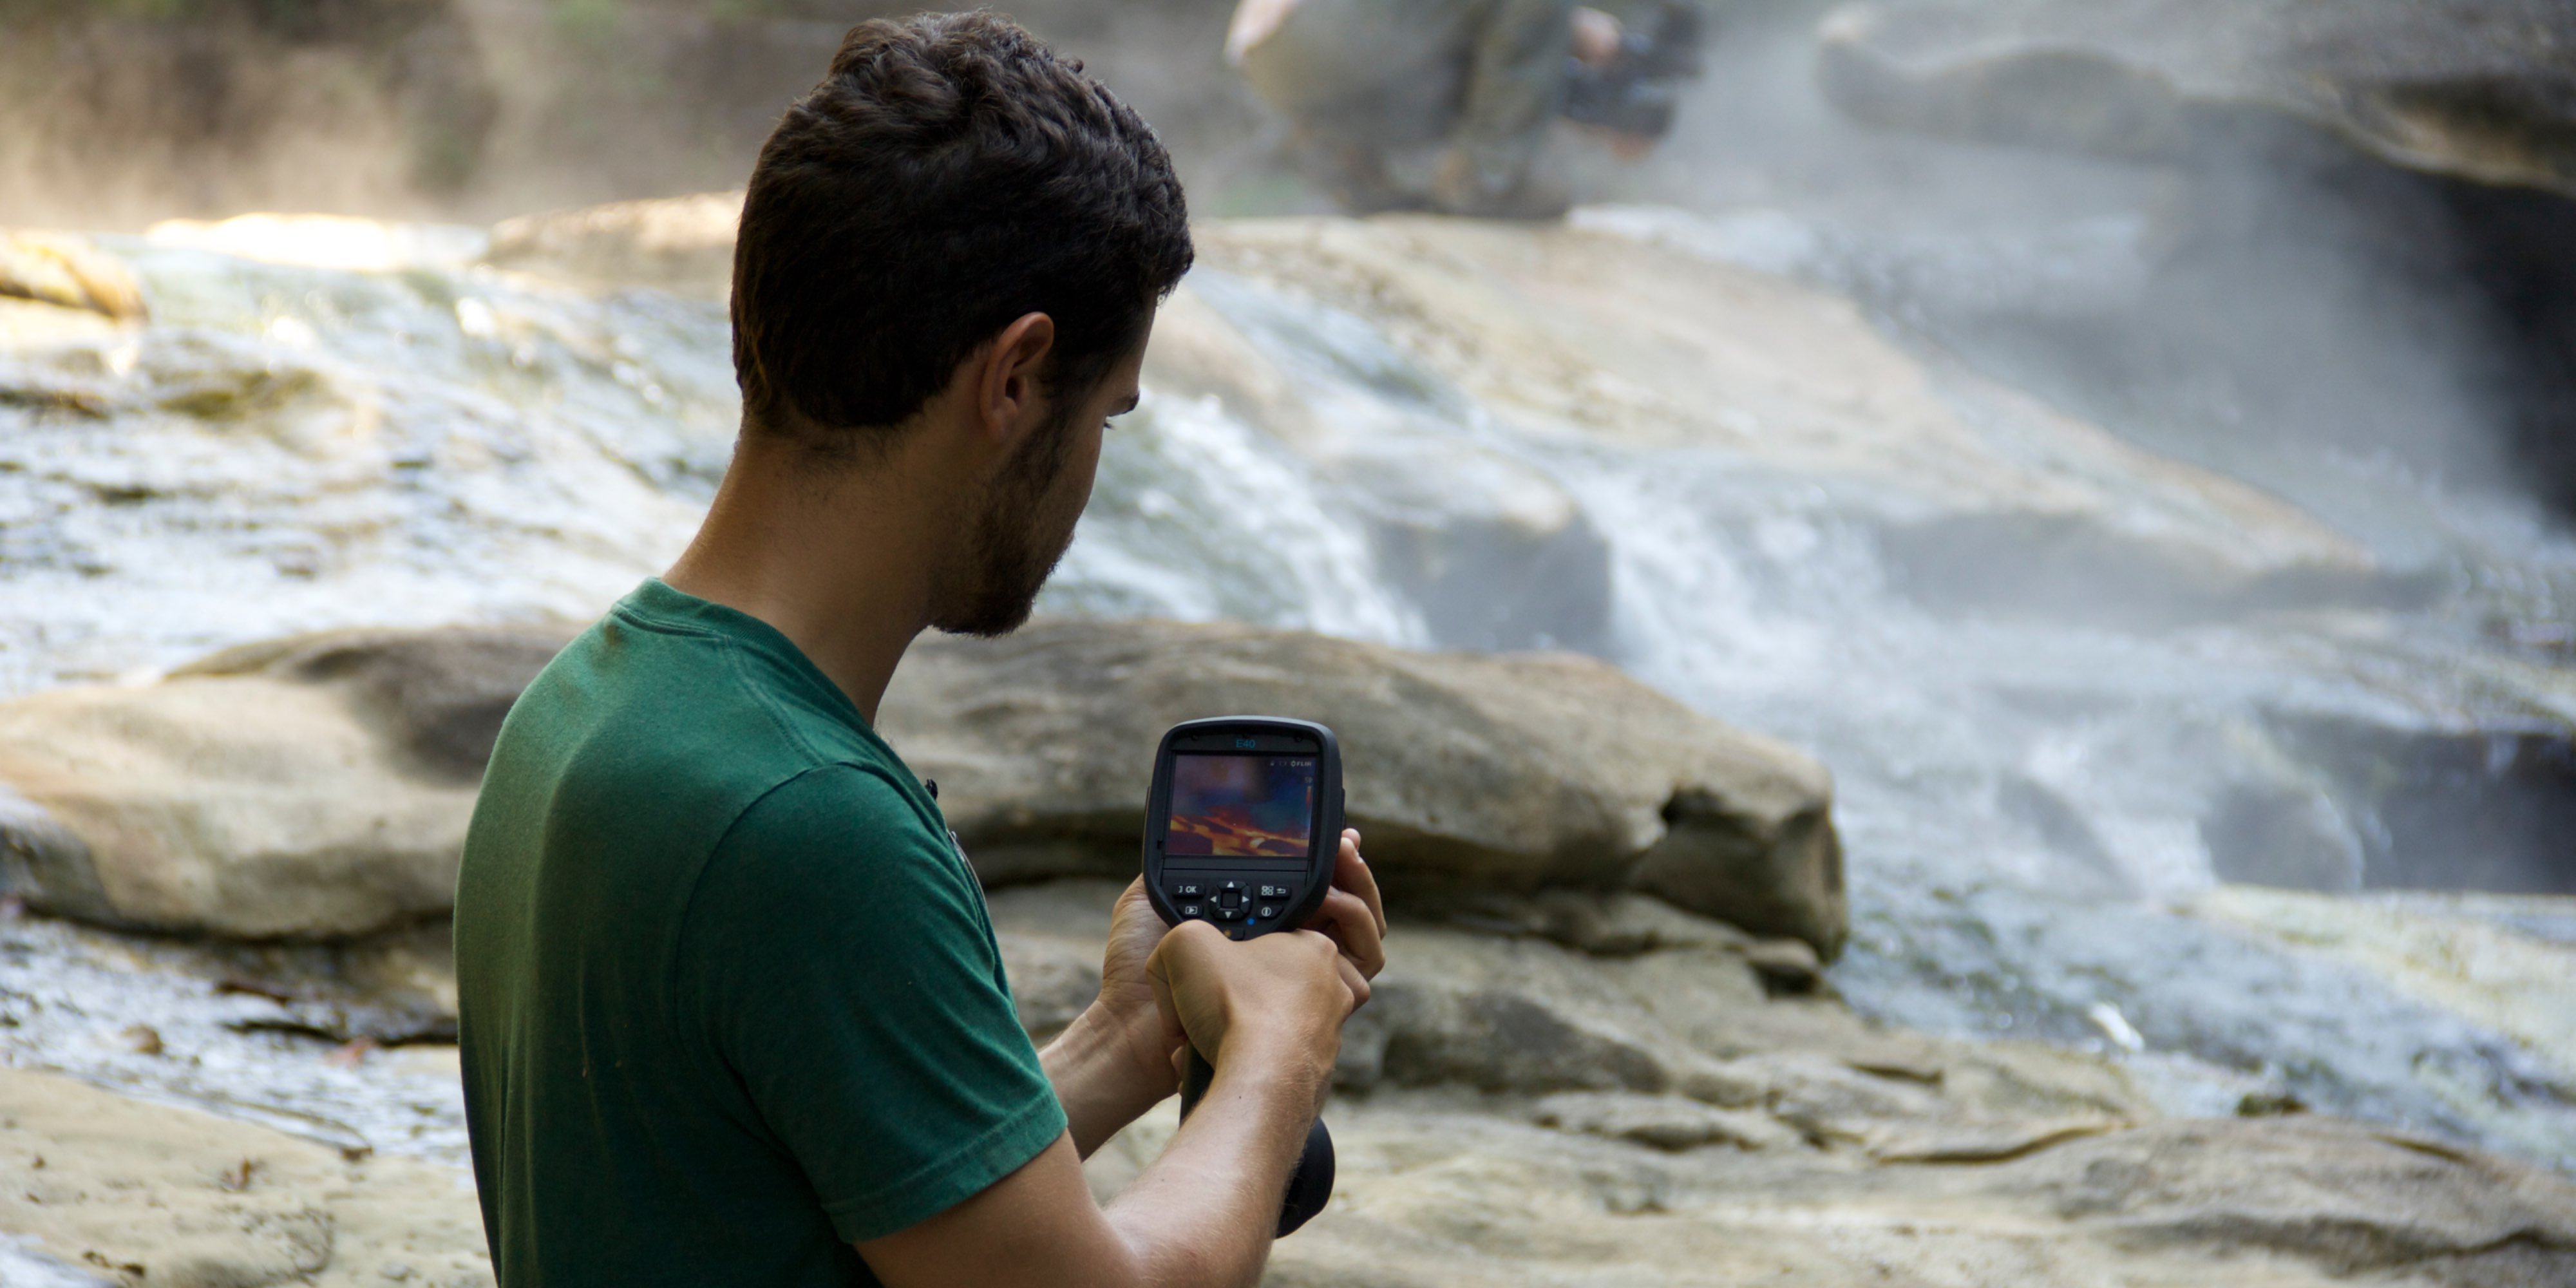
xmin=974 ymin=312 xmax=1058 ymax=454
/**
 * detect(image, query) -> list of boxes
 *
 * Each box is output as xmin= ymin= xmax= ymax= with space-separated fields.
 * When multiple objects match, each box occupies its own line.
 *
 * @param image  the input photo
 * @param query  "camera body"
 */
xmin=1142 ymin=715 xmax=1344 ymax=1237
xmin=1144 ymin=717 xmax=1343 ymax=941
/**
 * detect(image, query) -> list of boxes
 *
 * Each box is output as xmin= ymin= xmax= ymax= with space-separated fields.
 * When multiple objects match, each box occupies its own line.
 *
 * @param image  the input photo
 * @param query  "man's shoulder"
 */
xmin=703 ymin=761 xmax=958 ymax=905
xmin=460 ymin=588 xmax=928 ymax=920
xmin=503 ymin=593 xmax=902 ymax=803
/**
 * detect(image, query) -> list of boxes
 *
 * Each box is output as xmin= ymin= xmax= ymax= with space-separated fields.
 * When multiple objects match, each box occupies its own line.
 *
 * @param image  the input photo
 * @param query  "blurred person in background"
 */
xmin=1227 ymin=0 xmax=1705 ymax=218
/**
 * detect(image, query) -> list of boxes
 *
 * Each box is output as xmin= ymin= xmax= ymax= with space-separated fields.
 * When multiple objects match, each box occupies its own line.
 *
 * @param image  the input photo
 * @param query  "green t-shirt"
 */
xmin=455 ymin=578 xmax=1067 ymax=1287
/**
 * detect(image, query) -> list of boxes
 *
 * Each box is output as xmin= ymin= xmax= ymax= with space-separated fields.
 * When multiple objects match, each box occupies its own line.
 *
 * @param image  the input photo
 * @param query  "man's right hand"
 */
xmin=1148 ymin=920 xmax=1363 ymax=1106
xmin=860 ymin=912 xmax=1365 ymax=1288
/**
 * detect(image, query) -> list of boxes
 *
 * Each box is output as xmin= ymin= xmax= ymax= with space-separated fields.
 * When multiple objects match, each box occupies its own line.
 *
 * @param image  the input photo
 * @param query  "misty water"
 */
xmin=2 ymin=15 xmax=2573 ymax=1174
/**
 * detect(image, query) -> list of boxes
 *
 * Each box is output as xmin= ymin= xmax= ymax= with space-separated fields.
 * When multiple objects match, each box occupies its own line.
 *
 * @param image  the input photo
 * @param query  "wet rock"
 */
xmin=1193 ymin=216 xmax=2387 ymax=630
xmin=477 ymin=196 xmax=1622 ymax=652
xmin=1145 ymin=275 xmax=1617 ymax=653
xmin=882 ymin=617 xmax=1846 ymax=955
xmin=0 ymin=626 xmax=574 ymax=939
xmin=1816 ymin=0 xmax=2576 ymax=198
xmin=0 ymin=235 xmax=146 ymax=323
xmin=1813 ymin=0 xmax=2576 ymax=518
xmin=2272 ymin=714 xmax=2576 ymax=896
xmin=2185 ymin=886 xmax=2576 ymax=1096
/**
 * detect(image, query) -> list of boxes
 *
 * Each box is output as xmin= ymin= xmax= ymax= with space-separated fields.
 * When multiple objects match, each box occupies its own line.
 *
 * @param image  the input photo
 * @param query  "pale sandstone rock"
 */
xmin=0 ymin=626 xmax=573 ymax=940
xmin=1532 ymin=1090 xmax=1806 ymax=1151
xmin=0 ymin=618 xmax=1844 ymax=956
xmin=0 ymin=1067 xmax=491 ymax=1288
xmin=886 ymin=618 xmax=1846 ymax=955
xmin=1254 ymin=1098 xmax=2576 ymax=1287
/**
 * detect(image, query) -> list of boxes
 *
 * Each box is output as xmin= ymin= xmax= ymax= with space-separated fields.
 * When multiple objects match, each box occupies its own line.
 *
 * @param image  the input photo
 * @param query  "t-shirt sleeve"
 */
xmin=676 ymin=764 xmax=1068 ymax=1244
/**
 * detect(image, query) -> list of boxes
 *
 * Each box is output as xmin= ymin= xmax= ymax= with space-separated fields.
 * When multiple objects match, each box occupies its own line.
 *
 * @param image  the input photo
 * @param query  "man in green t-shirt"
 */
xmin=453 ymin=14 xmax=1387 ymax=1287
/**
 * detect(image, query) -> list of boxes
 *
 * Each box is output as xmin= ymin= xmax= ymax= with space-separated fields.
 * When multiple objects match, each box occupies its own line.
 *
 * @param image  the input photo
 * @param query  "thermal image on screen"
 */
xmin=1166 ymin=754 xmax=1316 ymax=858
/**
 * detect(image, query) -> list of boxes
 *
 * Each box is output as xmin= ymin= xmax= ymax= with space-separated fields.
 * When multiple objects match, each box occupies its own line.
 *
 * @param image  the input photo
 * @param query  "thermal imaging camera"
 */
xmin=1144 ymin=717 xmax=1343 ymax=940
xmin=1142 ymin=716 xmax=1343 ymax=1237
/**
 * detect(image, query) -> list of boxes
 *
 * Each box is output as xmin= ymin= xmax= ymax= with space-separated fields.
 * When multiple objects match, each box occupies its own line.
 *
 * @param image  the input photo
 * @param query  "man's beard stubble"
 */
xmin=933 ymin=406 xmax=1083 ymax=639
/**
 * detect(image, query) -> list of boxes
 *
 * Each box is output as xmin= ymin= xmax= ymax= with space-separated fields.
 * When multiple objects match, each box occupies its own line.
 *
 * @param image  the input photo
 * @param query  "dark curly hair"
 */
xmin=731 ymin=12 xmax=1193 ymax=453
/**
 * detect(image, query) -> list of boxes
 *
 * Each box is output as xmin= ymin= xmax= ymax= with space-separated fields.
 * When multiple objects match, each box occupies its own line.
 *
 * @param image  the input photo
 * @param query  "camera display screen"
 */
xmin=1166 ymin=753 xmax=1317 ymax=858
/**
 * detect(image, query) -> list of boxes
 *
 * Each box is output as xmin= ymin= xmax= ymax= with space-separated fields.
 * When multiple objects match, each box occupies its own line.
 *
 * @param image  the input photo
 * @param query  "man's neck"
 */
xmin=662 ymin=435 xmax=947 ymax=726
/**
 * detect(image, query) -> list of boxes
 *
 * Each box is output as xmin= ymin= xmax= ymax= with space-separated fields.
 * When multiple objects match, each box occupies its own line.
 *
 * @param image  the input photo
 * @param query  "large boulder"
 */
xmin=0 ymin=626 xmax=574 ymax=940
xmin=881 ymin=618 xmax=1846 ymax=955
xmin=1815 ymin=0 xmax=2576 ymax=198
xmin=0 ymin=618 xmax=1845 ymax=955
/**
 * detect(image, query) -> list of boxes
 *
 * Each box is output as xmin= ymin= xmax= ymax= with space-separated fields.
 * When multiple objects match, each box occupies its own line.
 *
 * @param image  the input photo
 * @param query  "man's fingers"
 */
xmin=1308 ymin=886 xmax=1387 ymax=981
xmin=1336 ymin=954 xmax=1370 ymax=1012
xmin=1332 ymin=831 xmax=1387 ymax=937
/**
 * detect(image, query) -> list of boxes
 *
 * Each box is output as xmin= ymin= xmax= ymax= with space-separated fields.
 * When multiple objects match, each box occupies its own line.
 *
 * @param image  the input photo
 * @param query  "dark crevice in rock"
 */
xmin=2265 ymin=715 xmax=2576 ymax=896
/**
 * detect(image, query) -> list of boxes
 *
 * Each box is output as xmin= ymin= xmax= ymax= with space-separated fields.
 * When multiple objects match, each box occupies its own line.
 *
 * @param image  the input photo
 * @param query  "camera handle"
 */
xmin=1178 ymin=1045 xmax=1334 ymax=1238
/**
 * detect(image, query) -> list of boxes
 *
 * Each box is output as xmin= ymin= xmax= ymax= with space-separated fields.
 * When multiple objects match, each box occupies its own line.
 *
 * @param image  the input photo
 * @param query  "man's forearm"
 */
xmin=857 ymin=1045 xmax=1327 ymax=1288
xmin=1041 ymin=1003 xmax=1173 ymax=1158
xmin=1100 ymin=1048 xmax=1324 ymax=1287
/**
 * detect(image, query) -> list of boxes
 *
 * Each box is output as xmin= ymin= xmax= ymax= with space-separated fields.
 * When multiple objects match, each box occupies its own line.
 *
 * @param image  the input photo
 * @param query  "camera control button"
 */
xmin=1256 ymin=884 xmax=1291 ymax=900
xmin=1168 ymin=881 xmax=1205 ymax=899
xmin=1255 ymin=904 xmax=1282 ymax=920
xmin=1176 ymin=902 xmax=1205 ymax=919
xmin=1214 ymin=907 xmax=1244 ymax=923
xmin=1215 ymin=888 xmax=1244 ymax=910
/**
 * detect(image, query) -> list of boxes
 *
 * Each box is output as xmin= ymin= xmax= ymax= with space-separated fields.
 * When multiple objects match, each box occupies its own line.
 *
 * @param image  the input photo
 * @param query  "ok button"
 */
xmin=1215 ymin=888 xmax=1244 ymax=911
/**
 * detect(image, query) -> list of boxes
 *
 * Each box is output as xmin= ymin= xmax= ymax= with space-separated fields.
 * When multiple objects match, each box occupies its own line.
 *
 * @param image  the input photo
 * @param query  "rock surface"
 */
xmin=0 ymin=618 xmax=1844 ymax=954
xmin=884 ymin=619 xmax=1846 ymax=954
xmin=1029 ymin=878 xmax=2576 ymax=1287
xmin=1816 ymin=0 xmax=2576 ymax=198
xmin=2188 ymin=886 xmax=2576 ymax=1089
xmin=0 ymin=875 xmax=2568 ymax=1288
xmin=0 ymin=1066 xmax=493 ymax=1288
xmin=0 ymin=627 xmax=574 ymax=940
xmin=1186 ymin=215 xmax=2385 ymax=629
